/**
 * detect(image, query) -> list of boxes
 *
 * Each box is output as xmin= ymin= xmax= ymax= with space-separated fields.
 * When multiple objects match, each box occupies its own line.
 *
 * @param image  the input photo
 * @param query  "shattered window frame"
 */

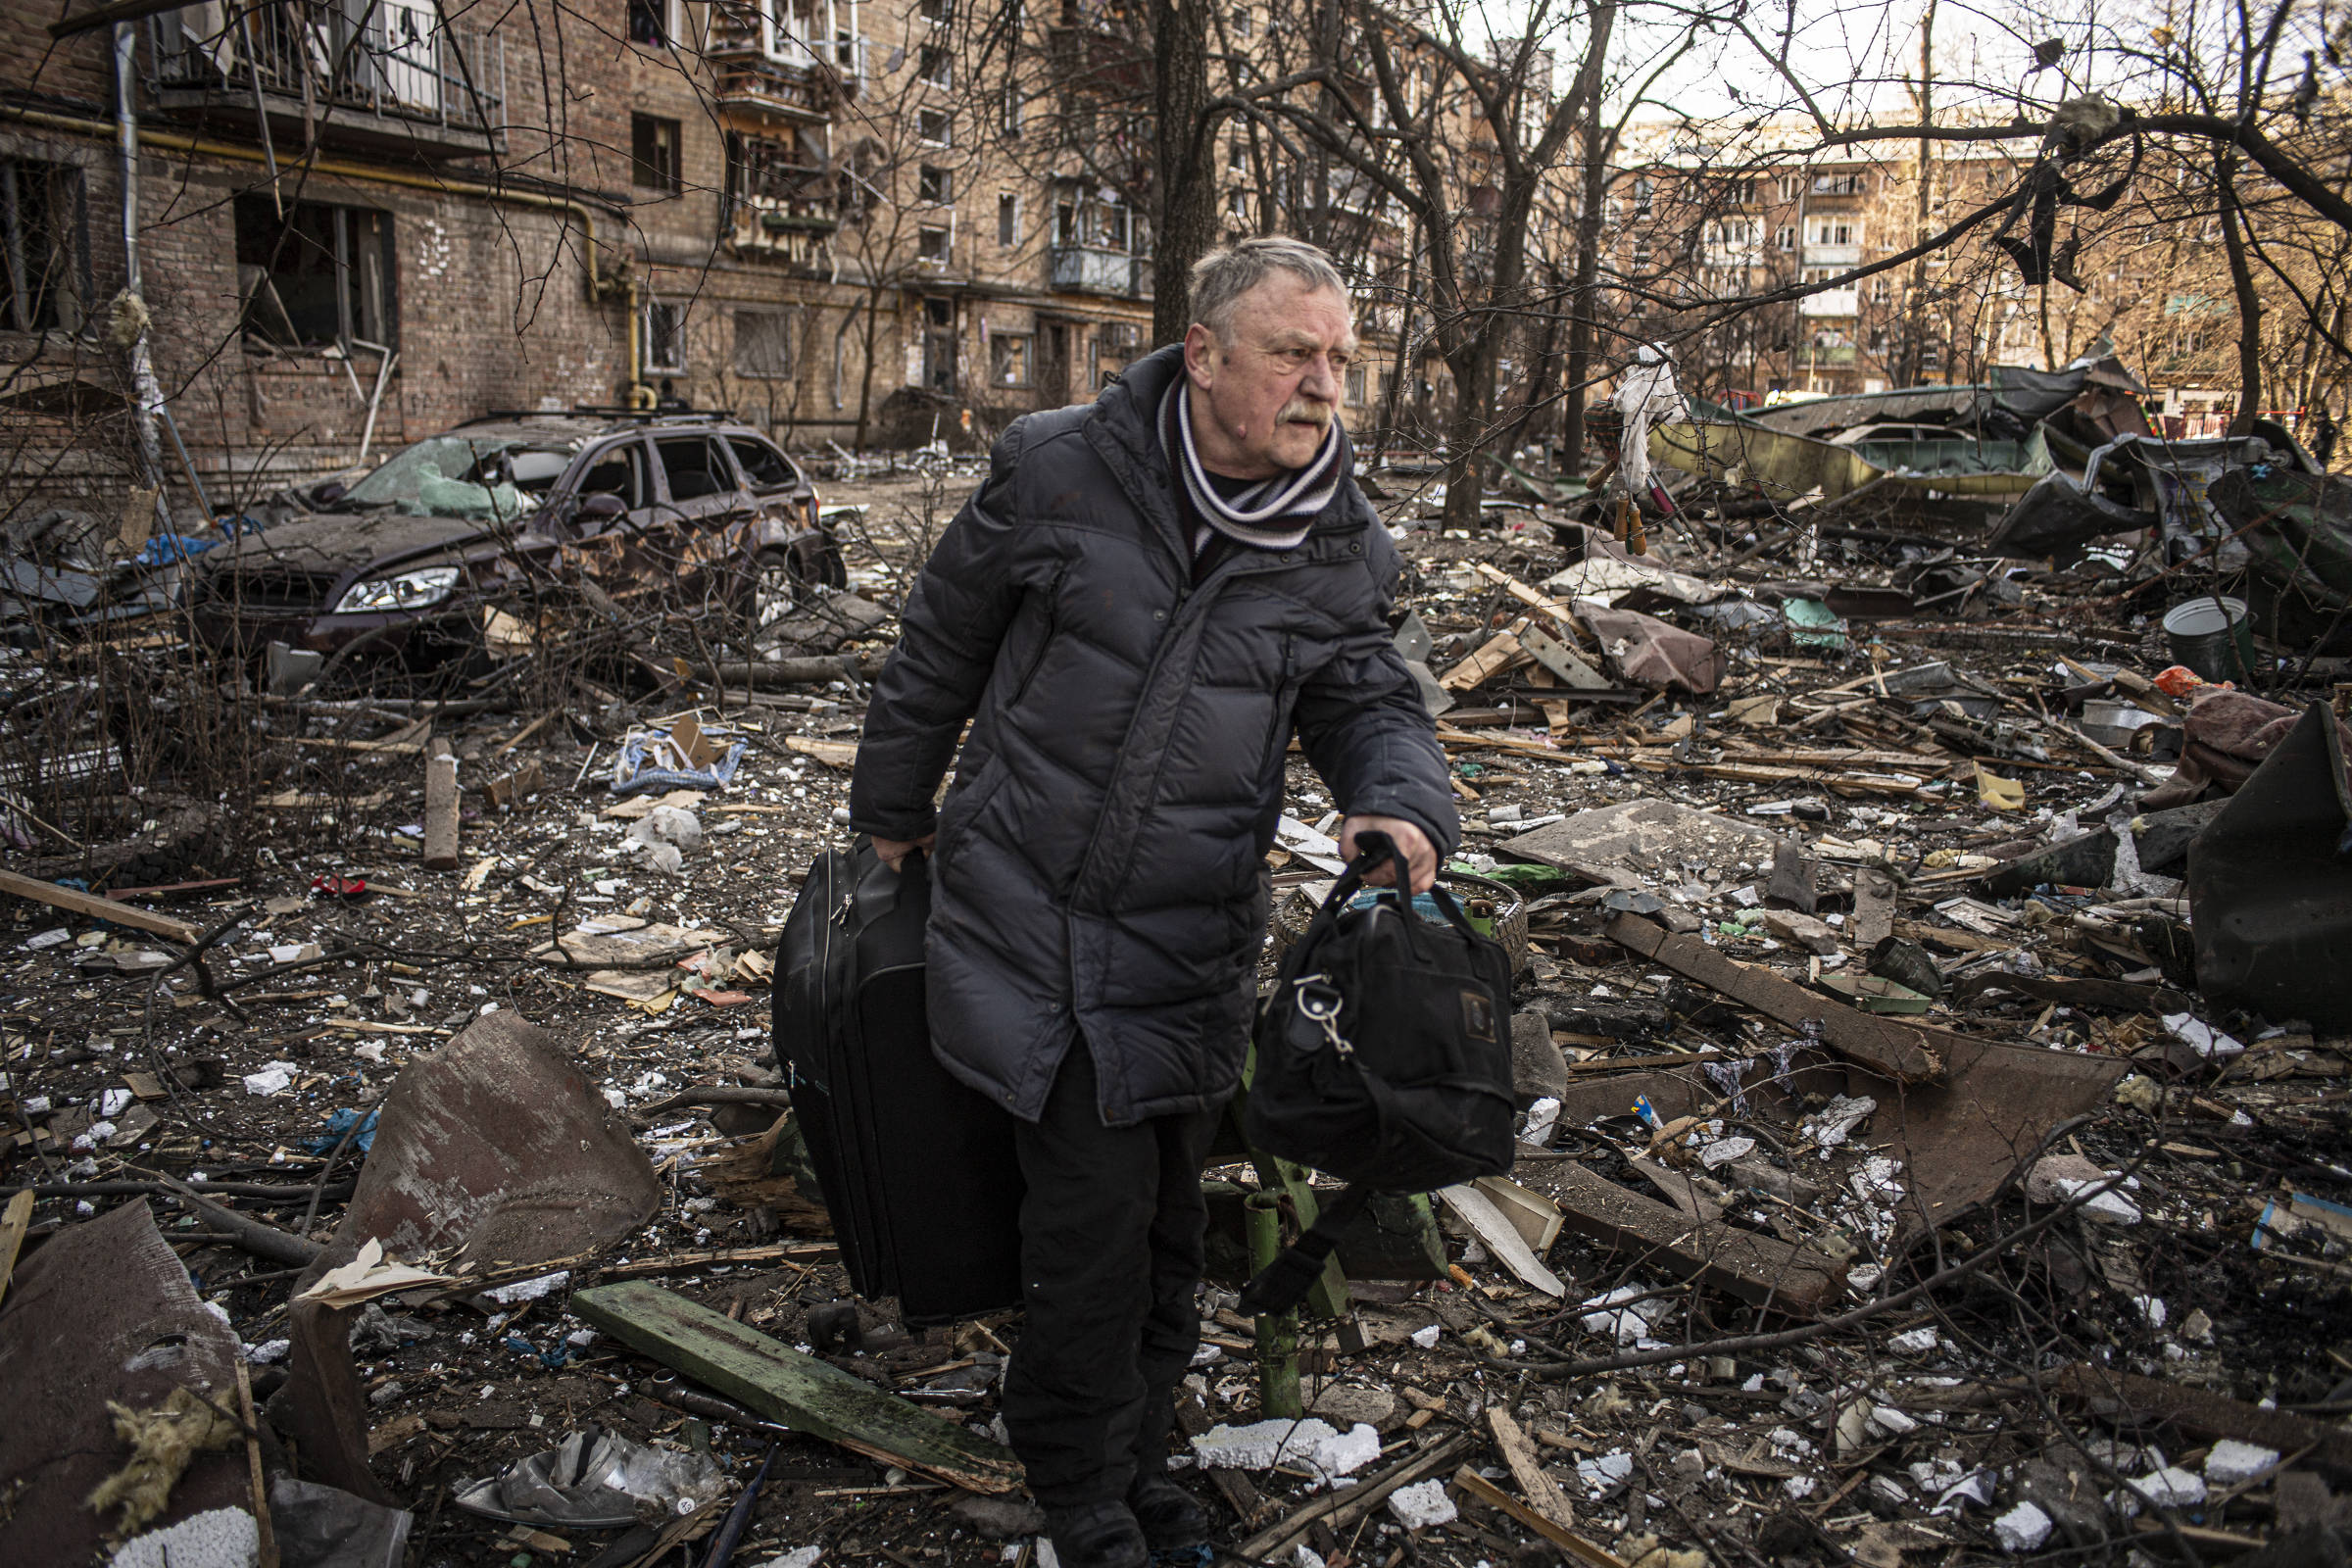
xmin=733 ymin=309 xmax=794 ymax=379
xmin=990 ymin=330 xmax=1033 ymax=388
xmin=232 ymin=194 xmax=395 ymax=354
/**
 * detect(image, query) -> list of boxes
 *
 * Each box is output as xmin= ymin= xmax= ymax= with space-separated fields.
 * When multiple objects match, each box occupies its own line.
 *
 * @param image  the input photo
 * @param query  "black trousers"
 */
xmin=1002 ymin=1046 xmax=1222 ymax=1508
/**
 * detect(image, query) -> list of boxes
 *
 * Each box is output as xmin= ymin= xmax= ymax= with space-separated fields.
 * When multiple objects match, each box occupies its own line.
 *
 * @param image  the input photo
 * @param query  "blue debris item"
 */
xmin=302 ymin=1104 xmax=380 ymax=1155
xmin=505 ymin=1333 xmax=570 ymax=1369
xmin=1345 ymin=887 xmax=1454 ymax=926
xmin=1633 ymin=1095 xmax=1664 ymax=1130
xmin=133 ymin=533 xmax=221 ymax=565
xmin=611 ymin=728 xmax=748 ymax=797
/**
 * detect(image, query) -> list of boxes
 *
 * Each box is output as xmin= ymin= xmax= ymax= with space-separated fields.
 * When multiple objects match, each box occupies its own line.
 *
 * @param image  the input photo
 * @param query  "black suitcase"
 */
xmin=772 ymin=840 xmax=1025 ymax=1325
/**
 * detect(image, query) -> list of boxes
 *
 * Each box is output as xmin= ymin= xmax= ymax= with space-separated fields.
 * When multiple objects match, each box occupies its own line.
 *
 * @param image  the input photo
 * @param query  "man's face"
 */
xmin=1183 ymin=274 xmax=1357 ymax=479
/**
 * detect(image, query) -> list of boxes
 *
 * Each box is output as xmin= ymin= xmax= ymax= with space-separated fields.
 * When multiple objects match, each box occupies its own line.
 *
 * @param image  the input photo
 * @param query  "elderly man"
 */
xmin=848 ymin=238 xmax=1456 ymax=1567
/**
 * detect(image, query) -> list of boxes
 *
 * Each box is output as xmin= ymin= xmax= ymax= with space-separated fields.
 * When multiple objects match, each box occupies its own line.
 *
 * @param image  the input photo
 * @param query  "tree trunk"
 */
xmin=854 ymin=291 xmax=883 ymax=448
xmin=1559 ymin=3 xmax=1616 ymax=476
xmin=1150 ymin=0 xmax=1215 ymax=347
xmin=2217 ymin=150 xmax=2266 ymax=437
xmin=1440 ymin=339 xmax=1496 ymax=530
xmin=1374 ymin=212 xmax=1421 ymax=467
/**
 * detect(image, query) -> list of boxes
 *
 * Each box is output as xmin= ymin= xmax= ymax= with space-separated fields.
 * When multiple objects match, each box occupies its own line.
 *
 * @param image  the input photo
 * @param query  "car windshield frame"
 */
xmin=339 ymin=433 xmax=582 ymax=522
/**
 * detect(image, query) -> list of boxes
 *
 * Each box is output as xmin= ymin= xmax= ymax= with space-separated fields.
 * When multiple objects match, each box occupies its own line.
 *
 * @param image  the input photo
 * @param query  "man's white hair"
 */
xmin=1190 ymin=238 xmax=1349 ymax=342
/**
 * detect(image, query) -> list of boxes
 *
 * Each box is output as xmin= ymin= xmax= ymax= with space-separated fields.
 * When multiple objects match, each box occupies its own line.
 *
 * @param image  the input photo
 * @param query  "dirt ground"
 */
xmin=5 ymin=455 xmax=2350 ymax=1568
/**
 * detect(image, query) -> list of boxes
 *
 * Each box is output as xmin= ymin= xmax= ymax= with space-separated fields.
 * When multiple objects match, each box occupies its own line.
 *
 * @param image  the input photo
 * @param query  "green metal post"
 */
xmin=1244 ymin=1192 xmax=1303 ymax=1420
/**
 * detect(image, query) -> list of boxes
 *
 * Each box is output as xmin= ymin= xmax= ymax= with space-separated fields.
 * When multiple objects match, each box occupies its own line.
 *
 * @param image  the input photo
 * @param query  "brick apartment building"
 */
xmin=0 ymin=0 xmax=1261 ymax=518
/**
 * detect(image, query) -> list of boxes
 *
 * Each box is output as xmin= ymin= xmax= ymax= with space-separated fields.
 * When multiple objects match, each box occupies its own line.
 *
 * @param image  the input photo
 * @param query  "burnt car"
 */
xmin=192 ymin=410 xmax=843 ymax=674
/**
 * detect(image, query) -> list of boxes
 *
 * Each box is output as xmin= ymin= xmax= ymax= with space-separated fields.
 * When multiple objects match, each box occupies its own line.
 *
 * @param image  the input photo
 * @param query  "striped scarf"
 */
xmin=1161 ymin=380 xmax=1347 ymax=556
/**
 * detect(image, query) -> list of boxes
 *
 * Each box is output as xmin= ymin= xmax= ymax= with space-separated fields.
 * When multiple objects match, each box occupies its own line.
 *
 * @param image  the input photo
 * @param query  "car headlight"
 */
xmin=334 ymin=566 xmax=460 ymax=614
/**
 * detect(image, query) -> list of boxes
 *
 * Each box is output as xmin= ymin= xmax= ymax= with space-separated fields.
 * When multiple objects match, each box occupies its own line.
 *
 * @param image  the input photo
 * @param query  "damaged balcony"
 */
xmin=712 ymin=55 xmax=844 ymax=123
xmin=1049 ymin=245 xmax=1147 ymax=298
xmin=144 ymin=3 xmax=504 ymax=160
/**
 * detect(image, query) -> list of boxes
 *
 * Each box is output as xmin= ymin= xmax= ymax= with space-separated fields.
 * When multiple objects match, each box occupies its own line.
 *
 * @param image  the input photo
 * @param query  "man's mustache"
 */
xmin=1278 ymin=398 xmax=1334 ymax=427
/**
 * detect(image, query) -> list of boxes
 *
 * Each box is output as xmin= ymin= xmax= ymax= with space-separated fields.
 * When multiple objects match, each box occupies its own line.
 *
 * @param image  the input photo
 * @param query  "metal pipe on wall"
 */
xmin=113 ymin=21 xmax=175 ymax=531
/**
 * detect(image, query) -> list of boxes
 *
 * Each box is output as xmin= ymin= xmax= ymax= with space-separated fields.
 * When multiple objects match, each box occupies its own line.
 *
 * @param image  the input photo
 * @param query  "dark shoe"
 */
xmin=1044 ymin=1500 xmax=1151 ymax=1568
xmin=1126 ymin=1472 xmax=1213 ymax=1552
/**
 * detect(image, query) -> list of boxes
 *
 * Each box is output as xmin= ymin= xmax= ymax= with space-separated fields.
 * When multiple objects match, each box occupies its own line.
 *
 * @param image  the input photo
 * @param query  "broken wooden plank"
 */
xmin=1440 ymin=632 xmax=1528 ymax=691
xmin=785 ymin=735 xmax=859 ymax=768
xmin=1470 ymin=562 xmax=1592 ymax=642
xmin=0 ymin=1190 xmax=32 ymax=1309
xmin=570 ymin=1280 xmax=1023 ymax=1494
xmin=422 ymin=749 xmax=461 ymax=871
xmin=0 ymin=868 xmax=202 ymax=944
xmin=1451 ymin=1467 xmax=1629 ymax=1568
xmin=482 ymin=760 xmax=546 ymax=810
xmin=1851 ymin=868 xmax=1897 ymax=950
xmin=1518 ymin=622 xmax=1612 ymax=690
xmin=1236 ymin=1433 xmax=1471 ymax=1563
xmin=1533 ymin=1162 xmax=1846 ymax=1317
xmin=2054 ymin=1364 xmax=2352 ymax=1473
xmin=1486 ymin=1407 xmax=1577 ymax=1532
xmin=1603 ymin=911 xmax=1942 ymax=1083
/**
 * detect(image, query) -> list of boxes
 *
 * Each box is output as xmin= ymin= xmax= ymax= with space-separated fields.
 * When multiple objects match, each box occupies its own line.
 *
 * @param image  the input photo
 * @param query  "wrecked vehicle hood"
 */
xmin=204 ymin=512 xmax=512 ymax=577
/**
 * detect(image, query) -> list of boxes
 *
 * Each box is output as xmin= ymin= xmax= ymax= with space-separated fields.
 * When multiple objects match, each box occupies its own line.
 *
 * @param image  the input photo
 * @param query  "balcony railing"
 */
xmin=1050 ymin=245 xmax=1148 ymax=297
xmin=1803 ymin=244 xmax=1864 ymax=268
xmin=1799 ymin=288 xmax=1861 ymax=318
xmin=712 ymin=55 xmax=840 ymax=121
xmin=147 ymin=3 xmax=503 ymax=149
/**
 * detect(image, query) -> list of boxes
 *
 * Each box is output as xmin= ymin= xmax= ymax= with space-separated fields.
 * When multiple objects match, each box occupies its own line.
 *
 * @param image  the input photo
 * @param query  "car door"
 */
xmin=558 ymin=437 xmax=667 ymax=602
xmin=651 ymin=433 xmax=748 ymax=603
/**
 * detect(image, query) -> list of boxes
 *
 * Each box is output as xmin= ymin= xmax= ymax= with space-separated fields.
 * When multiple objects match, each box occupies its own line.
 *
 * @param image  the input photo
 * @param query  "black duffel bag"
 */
xmin=1239 ymin=831 xmax=1515 ymax=1314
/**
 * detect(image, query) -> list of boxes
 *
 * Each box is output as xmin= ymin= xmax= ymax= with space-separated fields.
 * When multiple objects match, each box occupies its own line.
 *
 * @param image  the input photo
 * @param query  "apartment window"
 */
xmin=1812 ymin=172 xmax=1866 ymax=195
xmin=735 ymin=309 xmax=793 ymax=378
xmin=1232 ymin=4 xmax=1252 ymax=34
xmin=1630 ymin=240 xmax=1652 ymax=270
xmin=1775 ymin=224 xmax=1795 ymax=252
xmin=1633 ymin=176 xmax=1652 ymax=216
xmin=1805 ymin=218 xmax=1857 ymax=247
xmin=1002 ymin=82 xmax=1024 ymax=137
xmin=918 ymin=165 xmax=952 ymax=204
xmin=997 ymin=192 xmax=1019 ymax=246
xmin=919 ymin=108 xmax=952 ymax=145
xmin=918 ymin=224 xmax=952 ymax=266
xmin=1228 ymin=187 xmax=1249 ymax=222
xmin=642 ymin=299 xmax=685 ymax=372
xmin=627 ymin=0 xmax=666 ymax=44
xmin=233 ymin=196 xmax=393 ymax=350
xmin=1346 ymin=363 xmax=1366 ymax=405
xmin=1725 ymin=177 xmax=1755 ymax=205
xmin=1870 ymin=277 xmax=1892 ymax=305
xmin=1 ymin=160 xmax=92 ymax=334
xmin=1868 ymin=327 xmax=1888 ymax=354
xmin=1777 ymin=174 xmax=1803 ymax=203
xmin=1227 ymin=137 xmax=1247 ymax=172
xmin=919 ymin=0 xmax=949 ymax=20
xmin=633 ymin=115 xmax=683 ymax=194
xmin=918 ymin=44 xmax=952 ymax=88
xmin=991 ymin=332 xmax=1033 ymax=386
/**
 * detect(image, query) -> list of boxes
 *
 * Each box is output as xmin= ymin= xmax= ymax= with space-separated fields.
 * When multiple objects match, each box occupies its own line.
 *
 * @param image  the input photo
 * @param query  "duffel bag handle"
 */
xmin=1344 ymin=829 xmax=1486 ymax=956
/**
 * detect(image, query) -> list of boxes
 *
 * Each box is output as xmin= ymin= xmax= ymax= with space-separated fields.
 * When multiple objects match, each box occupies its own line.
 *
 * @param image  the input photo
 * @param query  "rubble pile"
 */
xmin=2 ymin=396 xmax=2349 ymax=1568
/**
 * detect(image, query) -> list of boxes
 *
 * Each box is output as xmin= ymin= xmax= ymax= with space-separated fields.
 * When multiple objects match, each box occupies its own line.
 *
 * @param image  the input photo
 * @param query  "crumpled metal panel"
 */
xmin=297 ymin=1009 xmax=662 ymax=1288
xmin=2188 ymin=700 xmax=2352 ymax=1030
xmin=0 ymin=1201 xmax=251 ymax=1564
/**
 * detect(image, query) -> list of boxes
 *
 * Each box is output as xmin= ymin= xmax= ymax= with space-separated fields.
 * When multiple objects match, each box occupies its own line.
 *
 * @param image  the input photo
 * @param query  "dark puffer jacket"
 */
xmin=847 ymin=344 xmax=1457 ymax=1127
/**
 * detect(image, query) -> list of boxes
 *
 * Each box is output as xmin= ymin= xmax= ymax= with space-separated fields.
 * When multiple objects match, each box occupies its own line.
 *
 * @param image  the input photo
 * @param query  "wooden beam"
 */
xmin=0 ymin=868 xmax=202 ymax=943
xmin=422 ymin=749 xmax=461 ymax=871
xmin=1532 ymin=1163 xmax=1847 ymax=1317
xmin=1486 ymin=1407 xmax=1577 ymax=1531
xmin=1604 ymin=911 xmax=1944 ymax=1083
xmin=1452 ymin=1467 xmax=1630 ymax=1568
xmin=570 ymin=1281 xmax=1024 ymax=1494
xmin=0 ymin=1190 xmax=33 ymax=1310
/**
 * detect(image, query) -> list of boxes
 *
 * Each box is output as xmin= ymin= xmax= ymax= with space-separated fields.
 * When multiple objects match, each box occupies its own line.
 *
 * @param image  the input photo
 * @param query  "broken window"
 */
xmin=0 ymin=160 xmax=91 ymax=335
xmin=918 ymin=165 xmax=952 ymax=205
xmin=642 ymin=300 xmax=686 ymax=372
xmin=233 ymin=196 xmax=393 ymax=351
xmin=576 ymin=440 xmax=649 ymax=512
xmin=991 ymin=331 xmax=1032 ymax=387
xmin=997 ymin=192 xmax=1018 ymax=246
xmin=735 ymin=310 xmax=793 ymax=378
xmin=918 ymin=224 xmax=952 ymax=266
xmin=655 ymin=435 xmax=731 ymax=502
xmin=919 ymin=108 xmax=952 ymax=145
xmin=728 ymin=433 xmax=796 ymax=490
xmin=632 ymin=115 xmax=683 ymax=193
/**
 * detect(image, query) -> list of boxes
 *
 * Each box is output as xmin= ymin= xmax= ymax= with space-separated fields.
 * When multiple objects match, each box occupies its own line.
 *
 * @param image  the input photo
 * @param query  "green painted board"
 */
xmin=571 ymin=1280 xmax=1023 ymax=1494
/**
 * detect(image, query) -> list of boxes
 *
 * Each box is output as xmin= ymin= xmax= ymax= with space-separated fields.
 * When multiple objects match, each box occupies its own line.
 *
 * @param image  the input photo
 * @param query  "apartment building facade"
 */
xmin=0 ymin=0 xmax=1204 ymax=518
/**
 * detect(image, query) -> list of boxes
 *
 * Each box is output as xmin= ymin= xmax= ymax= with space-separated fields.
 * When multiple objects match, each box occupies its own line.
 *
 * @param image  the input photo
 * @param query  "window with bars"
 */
xmin=0 ymin=160 xmax=91 ymax=335
xmin=735 ymin=310 xmax=793 ymax=378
